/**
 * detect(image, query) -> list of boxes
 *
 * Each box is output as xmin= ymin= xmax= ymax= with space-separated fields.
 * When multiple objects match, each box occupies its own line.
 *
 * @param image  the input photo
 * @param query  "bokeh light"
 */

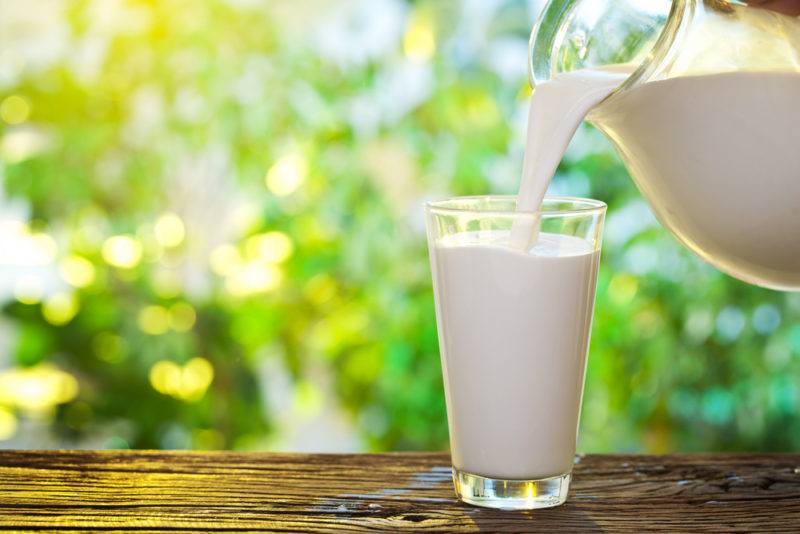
xmin=149 ymin=358 xmax=214 ymax=402
xmin=0 ymin=408 xmax=18 ymax=441
xmin=102 ymin=235 xmax=143 ymax=269
xmin=0 ymin=365 xmax=79 ymax=414
xmin=0 ymin=95 xmax=31 ymax=124
xmin=138 ymin=305 xmax=170 ymax=335
xmin=13 ymin=275 xmax=44 ymax=305
xmin=265 ymin=151 xmax=307 ymax=197
xmin=209 ymin=245 xmax=242 ymax=276
xmin=608 ymin=274 xmax=638 ymax=306
xmin=92 ymin=332 xmax=128 ymax=364
xmin=59 ymin=256 xmax=96 ymax=288
xmin=245 ymin=231 xmax=294 ymax=264
xmin=168 ymin=302 xmax=197 ymax=332
xmin=0 ymin=129 xmax=52 ymax=163
xmin=42 ymin=293 xmax=79 ymax=326
xmin=224 ymin=262 xmax=283 ymax=297
xmin=154 ymin=213 xmax=186 ymax=248
xmin=403 ymin=13 xmax=436 ymax=61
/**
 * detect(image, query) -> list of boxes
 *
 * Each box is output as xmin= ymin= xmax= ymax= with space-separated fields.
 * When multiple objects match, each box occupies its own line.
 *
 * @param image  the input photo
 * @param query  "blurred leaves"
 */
xmin=0 ymin=0 xmax=798 ymax=453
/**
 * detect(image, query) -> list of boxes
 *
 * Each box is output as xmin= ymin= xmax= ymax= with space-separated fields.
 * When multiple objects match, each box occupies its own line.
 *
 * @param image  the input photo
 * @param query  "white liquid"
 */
xmin=510 ymin=66 xmax=630 ymax=249
xmin=591 ymin=71 xmax=800 ymax=289
xmin=431 ymin=68 xmax=618 ymax=479
xmin=430 ymin=231 xmax=599 ymax=479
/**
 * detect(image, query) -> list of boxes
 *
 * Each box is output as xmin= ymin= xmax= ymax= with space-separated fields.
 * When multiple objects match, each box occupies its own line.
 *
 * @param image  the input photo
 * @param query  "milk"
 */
xmin=591 ymin=71 xmax=800 ymax=289
xmin=430 ymin=231 xmax=600 ymax=479
xmin=510 ymin=66 xmax=631 ymax=249
xmin=430 ymin=68 xmax=617 ymax=480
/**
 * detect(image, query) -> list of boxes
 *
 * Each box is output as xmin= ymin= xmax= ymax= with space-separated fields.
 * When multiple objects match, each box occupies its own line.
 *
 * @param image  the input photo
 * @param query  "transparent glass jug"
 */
xmin=529 ymin=0 xmax=800 ymax=290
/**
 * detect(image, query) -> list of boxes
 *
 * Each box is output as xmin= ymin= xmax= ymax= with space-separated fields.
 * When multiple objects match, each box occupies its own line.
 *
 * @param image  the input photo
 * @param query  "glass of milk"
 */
xmin=425 ymin=196 xmax=606 ymax=510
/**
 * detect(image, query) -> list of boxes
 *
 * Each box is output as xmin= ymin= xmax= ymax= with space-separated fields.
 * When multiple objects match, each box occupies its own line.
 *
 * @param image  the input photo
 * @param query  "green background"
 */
xmin=0 ymin=0 xmax=798 ymax=453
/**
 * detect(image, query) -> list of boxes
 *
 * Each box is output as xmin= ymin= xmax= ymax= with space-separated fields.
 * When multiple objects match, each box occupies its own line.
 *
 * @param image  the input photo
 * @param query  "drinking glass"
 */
xmin=425 ymin=196 xmax=606 ymax=510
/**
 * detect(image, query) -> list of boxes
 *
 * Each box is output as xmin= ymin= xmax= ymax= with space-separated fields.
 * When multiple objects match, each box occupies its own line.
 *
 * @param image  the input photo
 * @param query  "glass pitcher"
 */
xmin=529 ymin=0 xmax=800 ymax=290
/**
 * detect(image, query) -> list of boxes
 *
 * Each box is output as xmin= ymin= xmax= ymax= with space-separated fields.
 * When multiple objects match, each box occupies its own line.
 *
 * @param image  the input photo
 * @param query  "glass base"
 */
xmin=453 ymin=468 xmax=571 ymax=510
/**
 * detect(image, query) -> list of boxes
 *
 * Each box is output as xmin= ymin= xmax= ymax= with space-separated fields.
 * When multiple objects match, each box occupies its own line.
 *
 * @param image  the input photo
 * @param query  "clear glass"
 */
xmin=528 ymin=0 xmax=800 ymax=290
xmin=425 ymin=196 xmax=606 ymax=510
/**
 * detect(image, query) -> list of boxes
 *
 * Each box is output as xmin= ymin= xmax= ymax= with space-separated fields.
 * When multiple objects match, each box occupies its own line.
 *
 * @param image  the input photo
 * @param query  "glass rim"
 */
xmin=424 ymin=195 xmax=607 ymax=218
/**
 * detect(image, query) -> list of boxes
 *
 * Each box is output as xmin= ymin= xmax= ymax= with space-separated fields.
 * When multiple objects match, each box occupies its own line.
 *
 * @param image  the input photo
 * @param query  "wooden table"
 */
xmin=1 ymin=451 xmax=798 ymax=532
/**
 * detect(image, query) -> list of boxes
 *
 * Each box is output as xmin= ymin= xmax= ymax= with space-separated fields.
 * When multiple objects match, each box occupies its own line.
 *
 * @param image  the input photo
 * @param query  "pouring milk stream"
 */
xmin=509 ymin=65 xmax=631 ymax=250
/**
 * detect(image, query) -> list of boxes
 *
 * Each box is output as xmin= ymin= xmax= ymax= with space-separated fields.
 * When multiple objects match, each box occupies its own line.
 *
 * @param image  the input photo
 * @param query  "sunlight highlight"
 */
xmin=138 ymin=305 xmax=170 ymax=335
xmin=154 ymin=212 xmax=186 ymax=248
xmin=608 ymin=274 xmax=639 ymax=306
xmin=245 ymin=231 xmax=294 ymax=264
xmin=42 ymin=292 xmax=79 ymax=325
xmin=265 ymin=151 xmax=307 ymax=196
xmin=149 ymin=358 xmax=214 ymax=402
xmin=209 ymin=244 xmax=242 ymax=276
xmin=13 ymin=275 xmax=44 ymax=305
xmin=0 ymin=364 xmax=79 ymax=413
xmin=169 ymin=302 xmax=197 ymax=332
xmin=59 ymin=255 xmax=96 ymax=288
xmin=102 ymin=235 xmax=143 ymax=268
xmin=525 ymin=482 xmax=537 ymax=500
xmin=0 ymin=128 xmax=52 ymax=163
xmin=224 ymin=262 xmax=283 ymax=297
xmin=403 ymin=15 xmax=436 ymax=61
xmin=0 ymin=407 xmax=17 ymax=441
xmin=0 ymin=95 xmax=31 ymax=124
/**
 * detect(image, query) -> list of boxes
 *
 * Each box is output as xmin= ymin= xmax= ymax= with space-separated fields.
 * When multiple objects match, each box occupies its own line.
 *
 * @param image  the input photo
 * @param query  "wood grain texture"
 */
xmin=0 ymin=451 xmax=798 ymax=532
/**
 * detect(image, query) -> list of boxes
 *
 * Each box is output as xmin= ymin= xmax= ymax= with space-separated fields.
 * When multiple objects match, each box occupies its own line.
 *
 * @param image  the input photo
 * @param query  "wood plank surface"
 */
xmin=0 ymin=451 xmax=798 ymax=532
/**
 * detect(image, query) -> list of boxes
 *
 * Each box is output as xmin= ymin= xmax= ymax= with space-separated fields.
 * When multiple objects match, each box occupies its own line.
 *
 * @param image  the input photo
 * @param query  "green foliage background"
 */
xmin=1 ymin=0 xmax=798 ymax=452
